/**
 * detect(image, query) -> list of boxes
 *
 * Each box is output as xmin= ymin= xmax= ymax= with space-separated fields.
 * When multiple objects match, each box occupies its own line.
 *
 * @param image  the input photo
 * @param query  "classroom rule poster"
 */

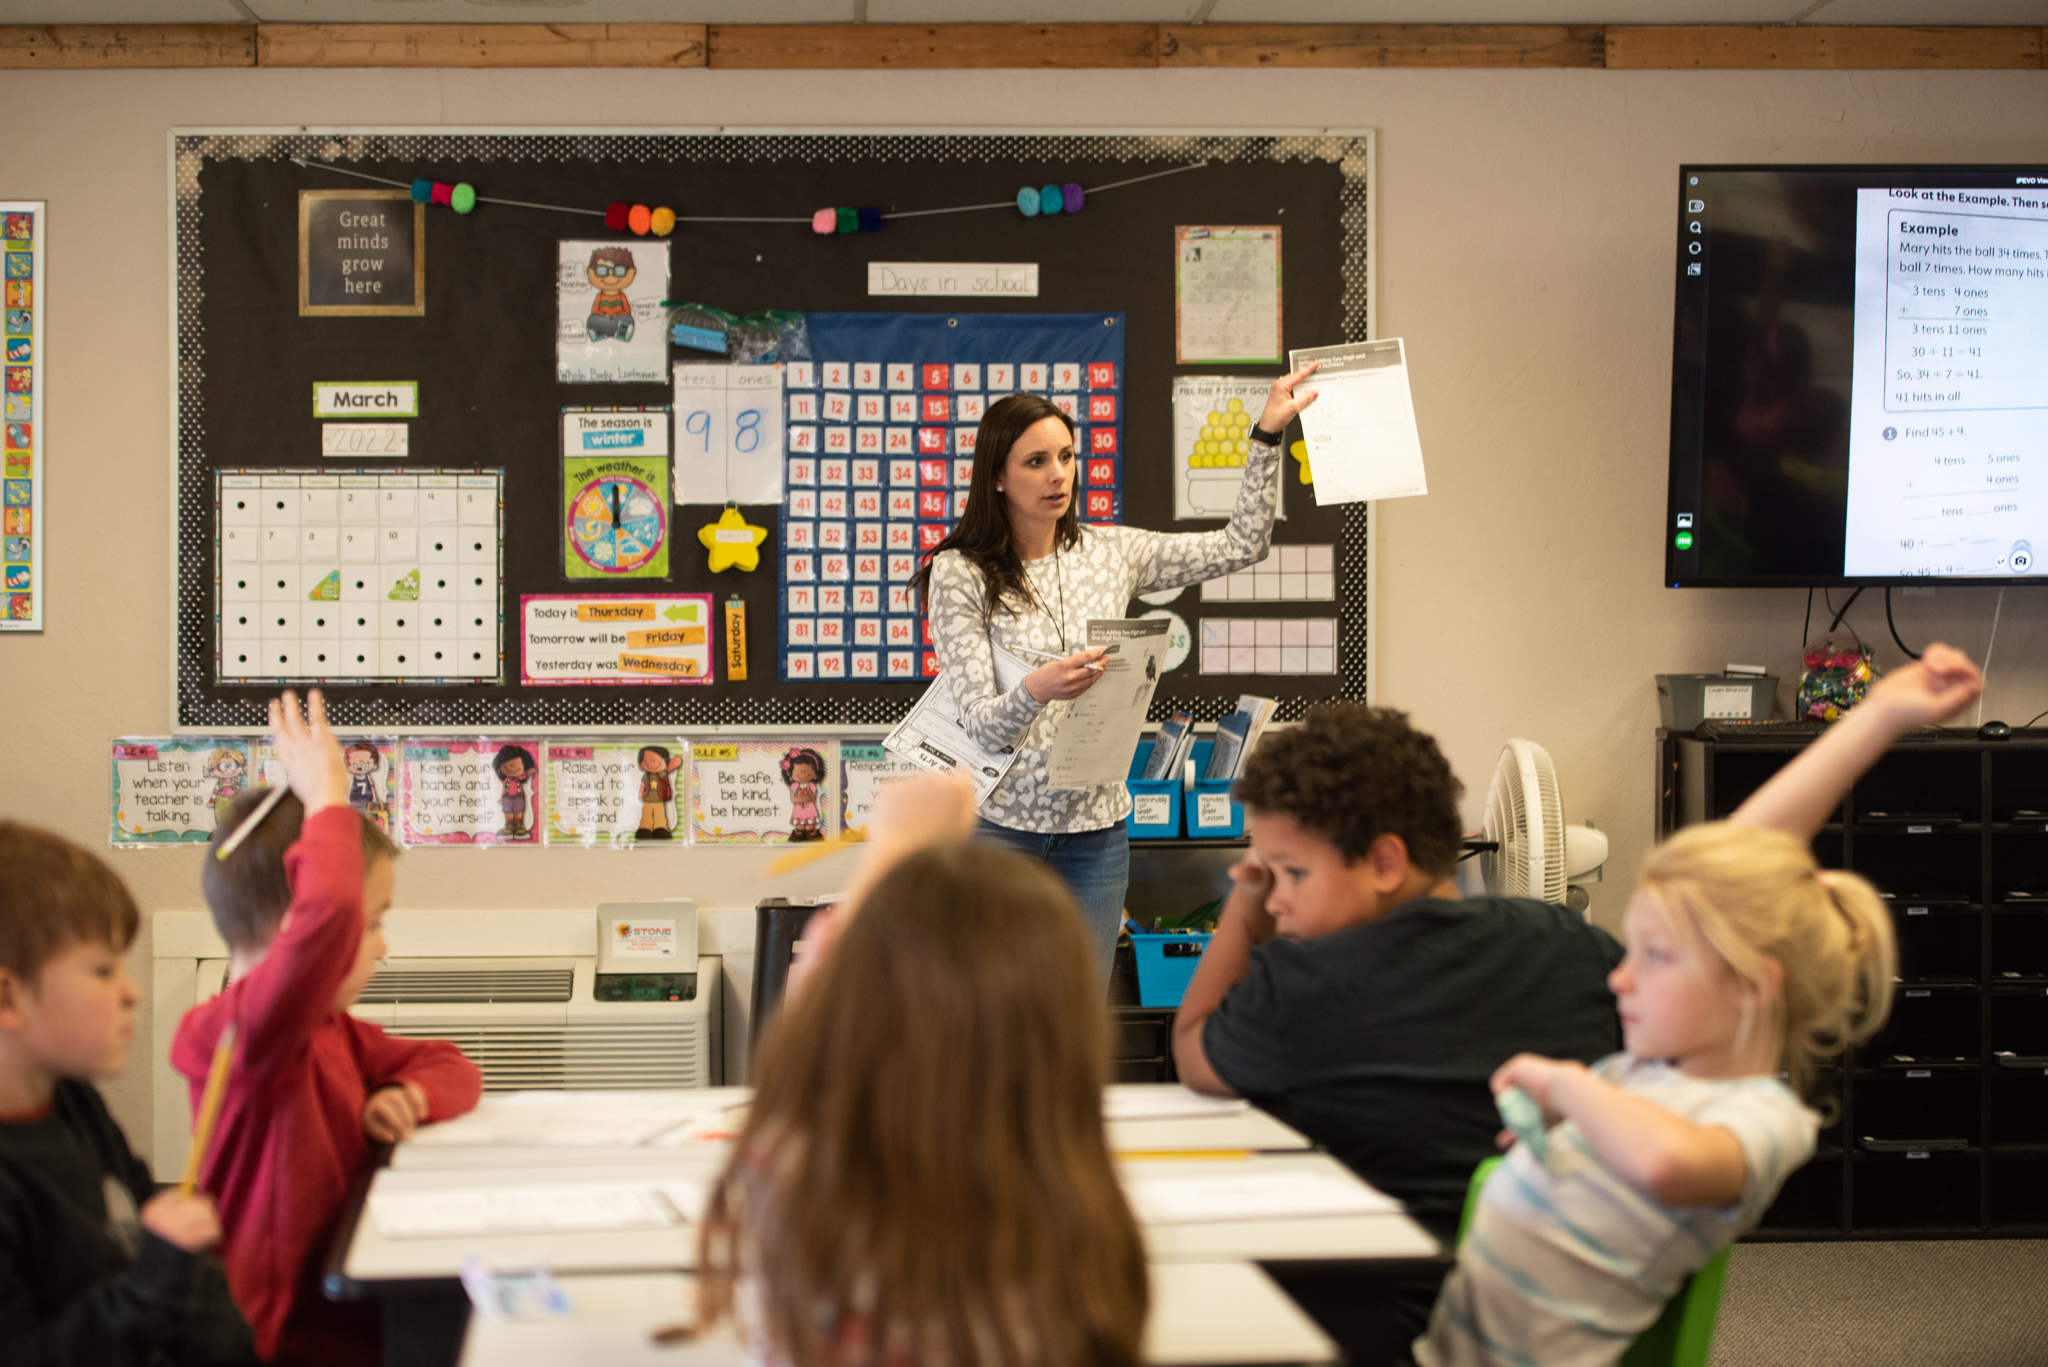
xmin=546 ymin=740 xmax=688 ymax=847
xmin=838 ymin=744 xmax=925 ymax=840
xmin=690 ymin=740 xmax=835 ymax=845
xmin=401 ymin=739 xmax=544 ymax=847
xmin=109 ymin=738 xmax=252 ymax=845
xmin=556 ymin=240 xmax=668 ymax=385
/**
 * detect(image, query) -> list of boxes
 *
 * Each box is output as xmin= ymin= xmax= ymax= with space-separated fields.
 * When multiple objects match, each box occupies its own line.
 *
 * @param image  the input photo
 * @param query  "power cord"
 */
xmin=1978 ymin=586 xmax=2007 ymax=730
xmin=1885 ymin=586 xmax=1923 ymax=662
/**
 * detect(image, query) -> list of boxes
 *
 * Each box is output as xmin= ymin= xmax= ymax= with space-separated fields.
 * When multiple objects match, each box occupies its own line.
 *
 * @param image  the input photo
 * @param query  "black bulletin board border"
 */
xmin=172 ymin=130 xmax=1375 ymax=733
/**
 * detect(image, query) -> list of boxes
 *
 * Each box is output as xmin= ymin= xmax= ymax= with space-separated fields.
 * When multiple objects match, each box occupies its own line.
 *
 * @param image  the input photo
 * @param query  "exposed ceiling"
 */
xmin=6 ymin=0 xmax=2047 ymax=25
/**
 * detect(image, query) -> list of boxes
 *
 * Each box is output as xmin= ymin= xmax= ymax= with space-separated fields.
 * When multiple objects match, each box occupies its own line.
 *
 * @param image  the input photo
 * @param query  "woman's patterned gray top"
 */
xmin=927 ymin=436 xmax=1282 ymax=834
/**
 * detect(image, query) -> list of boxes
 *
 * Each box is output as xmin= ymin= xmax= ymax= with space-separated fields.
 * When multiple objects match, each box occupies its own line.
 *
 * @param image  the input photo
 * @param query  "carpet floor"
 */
xmin=1710 ymin=1241 xmax=2048 ymax=1366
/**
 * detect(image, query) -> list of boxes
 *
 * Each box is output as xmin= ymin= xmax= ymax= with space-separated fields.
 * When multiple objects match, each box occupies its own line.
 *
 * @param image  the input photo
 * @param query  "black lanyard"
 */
xmin=1021 ymin=548 xmax=1071 ymax=655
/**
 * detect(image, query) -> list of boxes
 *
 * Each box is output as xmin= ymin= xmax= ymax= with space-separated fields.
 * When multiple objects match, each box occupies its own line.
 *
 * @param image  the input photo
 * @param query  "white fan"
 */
xmin=1480 ymin=740 xmax=1609 ymax=913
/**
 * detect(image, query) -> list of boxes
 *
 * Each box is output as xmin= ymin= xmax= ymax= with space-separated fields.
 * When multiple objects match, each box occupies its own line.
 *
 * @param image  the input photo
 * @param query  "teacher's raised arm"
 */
xmin=913 ymin=363 xmax=1317 ymax=980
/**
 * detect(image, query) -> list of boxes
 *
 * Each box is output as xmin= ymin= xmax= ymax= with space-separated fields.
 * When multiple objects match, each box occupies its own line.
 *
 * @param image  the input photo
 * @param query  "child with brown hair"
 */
xmin=696 ymin=773 xmax=1148 ymax=1367
xmin=173 ymin=690 xmax=481 ymax=1367
xmin=0 ymin=823 xmax=256 ymax=1365
xmin=1419 ymin=645 xmax=1983 ymax=1367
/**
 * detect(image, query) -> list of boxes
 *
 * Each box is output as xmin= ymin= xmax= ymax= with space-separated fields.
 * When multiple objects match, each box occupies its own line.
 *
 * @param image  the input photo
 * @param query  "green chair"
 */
xmin=1455 ymin=1156 xmax=1732 ymax=1367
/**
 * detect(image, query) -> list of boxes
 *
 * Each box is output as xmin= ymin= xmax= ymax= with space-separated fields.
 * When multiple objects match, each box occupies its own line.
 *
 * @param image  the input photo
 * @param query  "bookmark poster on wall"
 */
xmin=838 ymin=744 xmax=925 ymax=841
xmin=2 ymin=203 xmax=44 ymax=629
xmin=400 ymin=740 xmax=543 ymax=846
xmin=691 ymin=741 xmax=835 ymax=844
xmin=546 ymin=740 xmax=688 ymax=847
xmin=109 ymin=739 xmax=252 ymax=845
xmin=557 ymin=240 xmax=668 ymax=384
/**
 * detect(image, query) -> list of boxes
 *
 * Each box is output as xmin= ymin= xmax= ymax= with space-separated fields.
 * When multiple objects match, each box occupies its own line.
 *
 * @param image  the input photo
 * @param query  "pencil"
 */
xmin=764 ymin=838 xmax=852 ymax=876
xmin=180 ymin=1021 xmax=238 ymax=1196
xmin=214 ymin=785 xmax=288 ymax=861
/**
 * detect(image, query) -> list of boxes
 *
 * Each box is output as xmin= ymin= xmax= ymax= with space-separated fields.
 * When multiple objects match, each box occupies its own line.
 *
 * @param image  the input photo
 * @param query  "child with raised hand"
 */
xmin=696 ymin=772 xmax=1149 ymax=1367
xmin=1418 ymin=645 xmax=1984 ymax=1367
xmin=0 ymin=823 xmax=258 ymax=1365
xmin=172 ymin=690 xmax=481 ymax=1367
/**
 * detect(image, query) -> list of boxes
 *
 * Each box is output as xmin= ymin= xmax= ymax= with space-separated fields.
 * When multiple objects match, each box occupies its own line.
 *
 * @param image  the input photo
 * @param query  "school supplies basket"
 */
xmin=1129 ymin=931 xmax=1213 ymax=1008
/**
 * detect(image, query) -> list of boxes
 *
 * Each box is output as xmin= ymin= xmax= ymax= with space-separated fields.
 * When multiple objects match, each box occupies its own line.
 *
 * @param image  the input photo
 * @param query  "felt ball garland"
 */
xmin=1016 ymin=183 xmax=1084 ymax=219
xmin=813 ymin=207 xmax=884 ymax=235
xmin=409 ymin=179 xmax=477 ymax=214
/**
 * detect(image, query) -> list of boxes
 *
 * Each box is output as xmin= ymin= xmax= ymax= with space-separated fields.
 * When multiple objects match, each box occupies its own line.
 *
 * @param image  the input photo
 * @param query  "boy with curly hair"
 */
xmin=1172 ymin=704 xmax=1623 ymax=1346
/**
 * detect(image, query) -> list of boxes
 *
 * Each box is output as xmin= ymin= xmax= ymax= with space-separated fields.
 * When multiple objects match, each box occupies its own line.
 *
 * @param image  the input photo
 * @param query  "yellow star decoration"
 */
xmin=697 ymin=503 xmax=769 ymax=573
xmin=1289 ymin=439 xmax=1313 ymax=486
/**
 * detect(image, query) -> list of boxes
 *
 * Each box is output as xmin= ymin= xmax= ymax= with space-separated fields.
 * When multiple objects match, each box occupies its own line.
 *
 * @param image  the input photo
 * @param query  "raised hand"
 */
xmin=1865 ymin=643 xmax=1984 ymax=730
xmin=267 ymin=689 xmax=351 ymax=817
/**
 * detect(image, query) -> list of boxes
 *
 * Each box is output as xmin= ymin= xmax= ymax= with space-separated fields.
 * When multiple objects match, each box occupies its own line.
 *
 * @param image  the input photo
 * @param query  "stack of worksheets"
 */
xmin=1201 ymin=696 xmax=1277 ymax=782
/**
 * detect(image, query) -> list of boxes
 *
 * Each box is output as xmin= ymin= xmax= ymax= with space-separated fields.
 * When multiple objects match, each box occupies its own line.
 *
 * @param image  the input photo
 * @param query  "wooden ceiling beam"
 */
xmin=704 ymin=23 xmax=1159 ymax=69
xmin=1160 ymin=23 xmax=1603 ymax=68
xmin=256 ymin=23 xmax=706 ymax=69
xmin=0 ymin=22 xmax=2043 ymax=72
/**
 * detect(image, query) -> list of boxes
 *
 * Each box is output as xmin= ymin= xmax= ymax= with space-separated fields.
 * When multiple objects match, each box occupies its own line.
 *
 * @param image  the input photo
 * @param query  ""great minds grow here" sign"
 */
xmin=299 ymin=189 xmax=425 ymax=317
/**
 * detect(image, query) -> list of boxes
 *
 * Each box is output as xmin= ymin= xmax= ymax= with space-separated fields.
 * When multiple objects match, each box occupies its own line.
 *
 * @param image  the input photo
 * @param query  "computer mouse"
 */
xmin=1979 ymin=720 xmax=2012 ymax=741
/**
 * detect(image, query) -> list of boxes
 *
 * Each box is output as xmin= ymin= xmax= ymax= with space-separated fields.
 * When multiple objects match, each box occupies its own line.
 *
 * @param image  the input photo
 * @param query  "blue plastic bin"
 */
xmin=1129 ymin=931 xmax=1214 ymax=1007
xmin=1185 ymin=740 xmax=1246 ymax=838
xmin=1125 ymin=741 xmax=1184 ymax=840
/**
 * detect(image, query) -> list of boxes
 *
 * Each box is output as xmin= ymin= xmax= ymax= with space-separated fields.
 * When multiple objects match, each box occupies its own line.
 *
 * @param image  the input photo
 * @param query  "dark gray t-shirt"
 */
xmin=1203 ymin=894 xmax=1625 ymax=1244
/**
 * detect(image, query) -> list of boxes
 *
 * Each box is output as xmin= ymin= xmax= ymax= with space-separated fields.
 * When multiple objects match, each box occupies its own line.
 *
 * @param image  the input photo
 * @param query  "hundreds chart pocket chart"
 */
xmin=779 ymin=313 xmax=1125 ymax=685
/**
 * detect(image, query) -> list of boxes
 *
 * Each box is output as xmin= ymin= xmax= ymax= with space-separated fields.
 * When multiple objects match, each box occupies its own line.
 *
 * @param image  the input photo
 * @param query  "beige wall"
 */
xmin=4 ymin=63 xmax=2045 ymax=1155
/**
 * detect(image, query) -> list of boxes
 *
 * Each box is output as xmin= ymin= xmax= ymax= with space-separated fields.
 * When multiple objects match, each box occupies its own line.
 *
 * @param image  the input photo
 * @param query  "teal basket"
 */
xmin=1129 ymin=931 xmax=1213 ymax=1007
xmin=1185 ymin=740 xmax=1245 ymax=838
xmin=1126 ymin=741 xmax=1184 ymax=840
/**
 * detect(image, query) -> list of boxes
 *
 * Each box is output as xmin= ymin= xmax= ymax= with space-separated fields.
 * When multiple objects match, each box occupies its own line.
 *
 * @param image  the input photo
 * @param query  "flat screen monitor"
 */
xmin=1667 ymin=164 xmax=2048 ymax=587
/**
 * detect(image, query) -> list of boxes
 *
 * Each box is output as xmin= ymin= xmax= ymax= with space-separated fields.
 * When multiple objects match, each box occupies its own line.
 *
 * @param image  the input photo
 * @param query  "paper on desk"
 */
xmin=1102 ymin=1085 xmax=1251 ymax=1121
xmin=882 ymin=643 xmax=1031 ymax=805
xmin=1124 ymin=1169 xmax=1402 ymax=1225
xmin=405 ymin=1091 xmax=735 ymax=1150
xmin=370 ymin=1178 xmax=708 ymax=1240
xmin=1288 ymin=339 xmax=1428 ymax=507
xmin=1044 ymin=618 xmax=1172 ymax=790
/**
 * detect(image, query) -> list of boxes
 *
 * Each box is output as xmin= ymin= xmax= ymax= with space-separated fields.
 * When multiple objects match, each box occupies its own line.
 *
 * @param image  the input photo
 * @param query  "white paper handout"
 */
xmin=369 ymin=1178 xmax=707 ymax=1240
xmin=882 ymin=643 xmax=1032 ymax=805
xmin=1288 ymin=339 xmax=1428 ymax=506
xmin=1044 ymin=617 xmax=1172 ymax=790
xmin=672 ymin=364 xmax=786 ymax=505
xmin=405 ymin=1090 xmax=738 ymax=1150
xmin=1176 ymin=226 xmax=1283 ymax=364
xmin=1102 ymin=1085 xmax=1251 ymax=1122
xmin=1123 ymin=1169 xmax=1402 ymax=1226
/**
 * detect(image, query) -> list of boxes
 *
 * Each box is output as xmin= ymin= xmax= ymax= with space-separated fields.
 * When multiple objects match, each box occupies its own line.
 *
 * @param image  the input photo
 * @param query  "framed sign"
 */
xmin=298 ymin=189 xmax=425 ymax=317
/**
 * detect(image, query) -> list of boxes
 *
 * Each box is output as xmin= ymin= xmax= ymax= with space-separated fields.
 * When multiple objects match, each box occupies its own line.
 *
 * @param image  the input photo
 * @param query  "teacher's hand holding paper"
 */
xmin=1025 ymin=647 xmax=1109 ymax=702
xmin=1259 ymin=359 xmax=1321 ymax=433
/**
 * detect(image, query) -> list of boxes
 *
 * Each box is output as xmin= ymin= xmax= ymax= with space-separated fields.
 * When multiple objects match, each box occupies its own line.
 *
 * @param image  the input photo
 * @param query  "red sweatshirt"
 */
xmin=170 ymin=806 xmax=482 ymax=1366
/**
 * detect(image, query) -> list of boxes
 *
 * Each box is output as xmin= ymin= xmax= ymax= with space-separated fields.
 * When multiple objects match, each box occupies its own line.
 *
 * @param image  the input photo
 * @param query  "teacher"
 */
xmin=914 ymin=363 xmax=1319 ymax=973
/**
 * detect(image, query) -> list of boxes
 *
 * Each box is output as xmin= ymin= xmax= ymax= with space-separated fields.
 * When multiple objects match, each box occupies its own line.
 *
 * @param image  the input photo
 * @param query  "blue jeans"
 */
xmin=974 ymin=818 xmax=1129 ymax=979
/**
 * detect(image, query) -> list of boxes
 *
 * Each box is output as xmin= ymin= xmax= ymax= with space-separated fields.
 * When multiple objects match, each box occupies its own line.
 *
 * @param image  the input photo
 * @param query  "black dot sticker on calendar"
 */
xmin=777 ymin=312 xmax=1125 ymax=685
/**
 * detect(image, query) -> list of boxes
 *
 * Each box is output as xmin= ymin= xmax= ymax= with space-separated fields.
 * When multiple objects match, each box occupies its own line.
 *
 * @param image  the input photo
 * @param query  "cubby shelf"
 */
xmin=1659 ymin=729 xmax=2048 ymax=1240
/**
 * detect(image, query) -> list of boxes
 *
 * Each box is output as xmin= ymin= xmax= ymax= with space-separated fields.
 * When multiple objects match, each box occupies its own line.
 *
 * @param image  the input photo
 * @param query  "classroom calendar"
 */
xmin=218 ymin=468 xmax=504 ymax=683
xmin=778 ymin=313 xmax=1126 ymax=684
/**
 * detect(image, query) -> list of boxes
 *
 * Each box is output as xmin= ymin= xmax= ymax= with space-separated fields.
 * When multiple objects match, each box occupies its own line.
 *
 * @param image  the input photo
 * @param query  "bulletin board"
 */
xmin=171 ymin=130 xmax=1374 ymax=733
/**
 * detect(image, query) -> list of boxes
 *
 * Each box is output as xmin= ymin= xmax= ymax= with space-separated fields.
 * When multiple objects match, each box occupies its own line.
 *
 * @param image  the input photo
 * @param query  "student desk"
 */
xmin=334 ymin=1152 xmax=1440 ymax=1367
xmin=456 ymin=1262 xmax=1339 ymax=1367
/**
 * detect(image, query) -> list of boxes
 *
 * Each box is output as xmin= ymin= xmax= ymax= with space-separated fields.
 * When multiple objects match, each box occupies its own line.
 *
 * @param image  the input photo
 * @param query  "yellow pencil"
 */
xmin=180 ymin=1021 xmax=238 ymax=1196
xmin=763 ymin=838 xmax=854 ymax=877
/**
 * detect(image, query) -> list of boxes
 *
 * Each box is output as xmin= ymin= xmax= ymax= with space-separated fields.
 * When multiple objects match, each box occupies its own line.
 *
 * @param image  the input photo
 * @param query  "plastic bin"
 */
xmin=1186 ymin=740 xmax=1246 ymax=838
xmin=1656 ymin=673 xmax=1778 ymax=729
xmin=1125 ymin=742 xmax=1183 ymax=840
xmin=1129 ymin=931 xmax=1213 ymax=1007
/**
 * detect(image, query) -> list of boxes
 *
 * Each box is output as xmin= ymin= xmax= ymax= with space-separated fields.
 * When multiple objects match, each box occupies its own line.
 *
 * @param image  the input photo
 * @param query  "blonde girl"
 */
xmin=696 ymin=775 xmax=1147 ymax=1367
xmin=1419 ymin=645 xmax=1984 ymax=1367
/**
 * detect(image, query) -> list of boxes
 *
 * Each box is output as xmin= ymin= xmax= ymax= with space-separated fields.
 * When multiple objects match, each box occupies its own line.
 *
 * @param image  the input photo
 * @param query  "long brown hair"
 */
xmin=913 ymin=394 xmax=1081 ymax=624
xmin=697 ymin=843 xmax=1146 ymax=1367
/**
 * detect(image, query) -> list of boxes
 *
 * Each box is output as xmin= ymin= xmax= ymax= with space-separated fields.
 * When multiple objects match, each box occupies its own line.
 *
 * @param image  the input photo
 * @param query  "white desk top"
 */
xmin=390 ymin=1085 xmax=1309 ymax=1172
xmin=344 ymin=1153 xmax=1438 ymax=1286
xmin=457 ymin=1263 xmax=1338 ymax=1367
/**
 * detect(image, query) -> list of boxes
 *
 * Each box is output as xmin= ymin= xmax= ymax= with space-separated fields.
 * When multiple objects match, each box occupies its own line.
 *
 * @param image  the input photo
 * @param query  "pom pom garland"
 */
xmin=813 ymin=207 xmax=883 ymax=234
xmin=835 ymin=206 xmax=857 ymax=235
xmin=1039 ymin=183 xmax=1063 ymax=216
xmin=605 ymin=202 xmax=631 ymax=232
xmin=856 ymin=206 xmax=883 ymax=233
xmin=429 ymin=182 xmax=453 ymax=206
xmin=1063 ymin=182 xmax=1084 ymax=213
xmin=811 ymin=208 xmax=838 ymax=235
xmin=450 ymin=183 xmax=476 ymax=214
xmin=628 ymin=204 xmax=652 ymax=236
xmin=410 ymin=179 xmax=475 ymax=213
xmin=1016 ymin=186 xmax=1041 ymax=217
xmin=650 ymin=206 xmax=676 ymax=237
xmin=1017 ymin=184 xmax=1087 ymax=219
xmin=410 ymin=179 xmax=432 ymax=204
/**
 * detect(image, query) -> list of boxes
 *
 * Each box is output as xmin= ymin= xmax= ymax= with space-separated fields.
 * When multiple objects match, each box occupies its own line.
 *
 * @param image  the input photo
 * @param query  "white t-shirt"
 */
xmin=1416 ymin=1053 xmax=1818 ymax=1367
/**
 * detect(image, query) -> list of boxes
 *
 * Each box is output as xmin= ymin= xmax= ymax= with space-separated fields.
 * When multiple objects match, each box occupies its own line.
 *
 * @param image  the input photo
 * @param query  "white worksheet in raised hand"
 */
xmin=1288 ymin=338 xmax=1429 ymax=506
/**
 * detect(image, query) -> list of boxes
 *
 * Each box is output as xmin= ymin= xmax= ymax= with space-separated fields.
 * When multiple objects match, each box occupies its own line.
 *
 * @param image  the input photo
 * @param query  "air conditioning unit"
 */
xmin=151 ymin=906 xmax=719 ymax=1181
